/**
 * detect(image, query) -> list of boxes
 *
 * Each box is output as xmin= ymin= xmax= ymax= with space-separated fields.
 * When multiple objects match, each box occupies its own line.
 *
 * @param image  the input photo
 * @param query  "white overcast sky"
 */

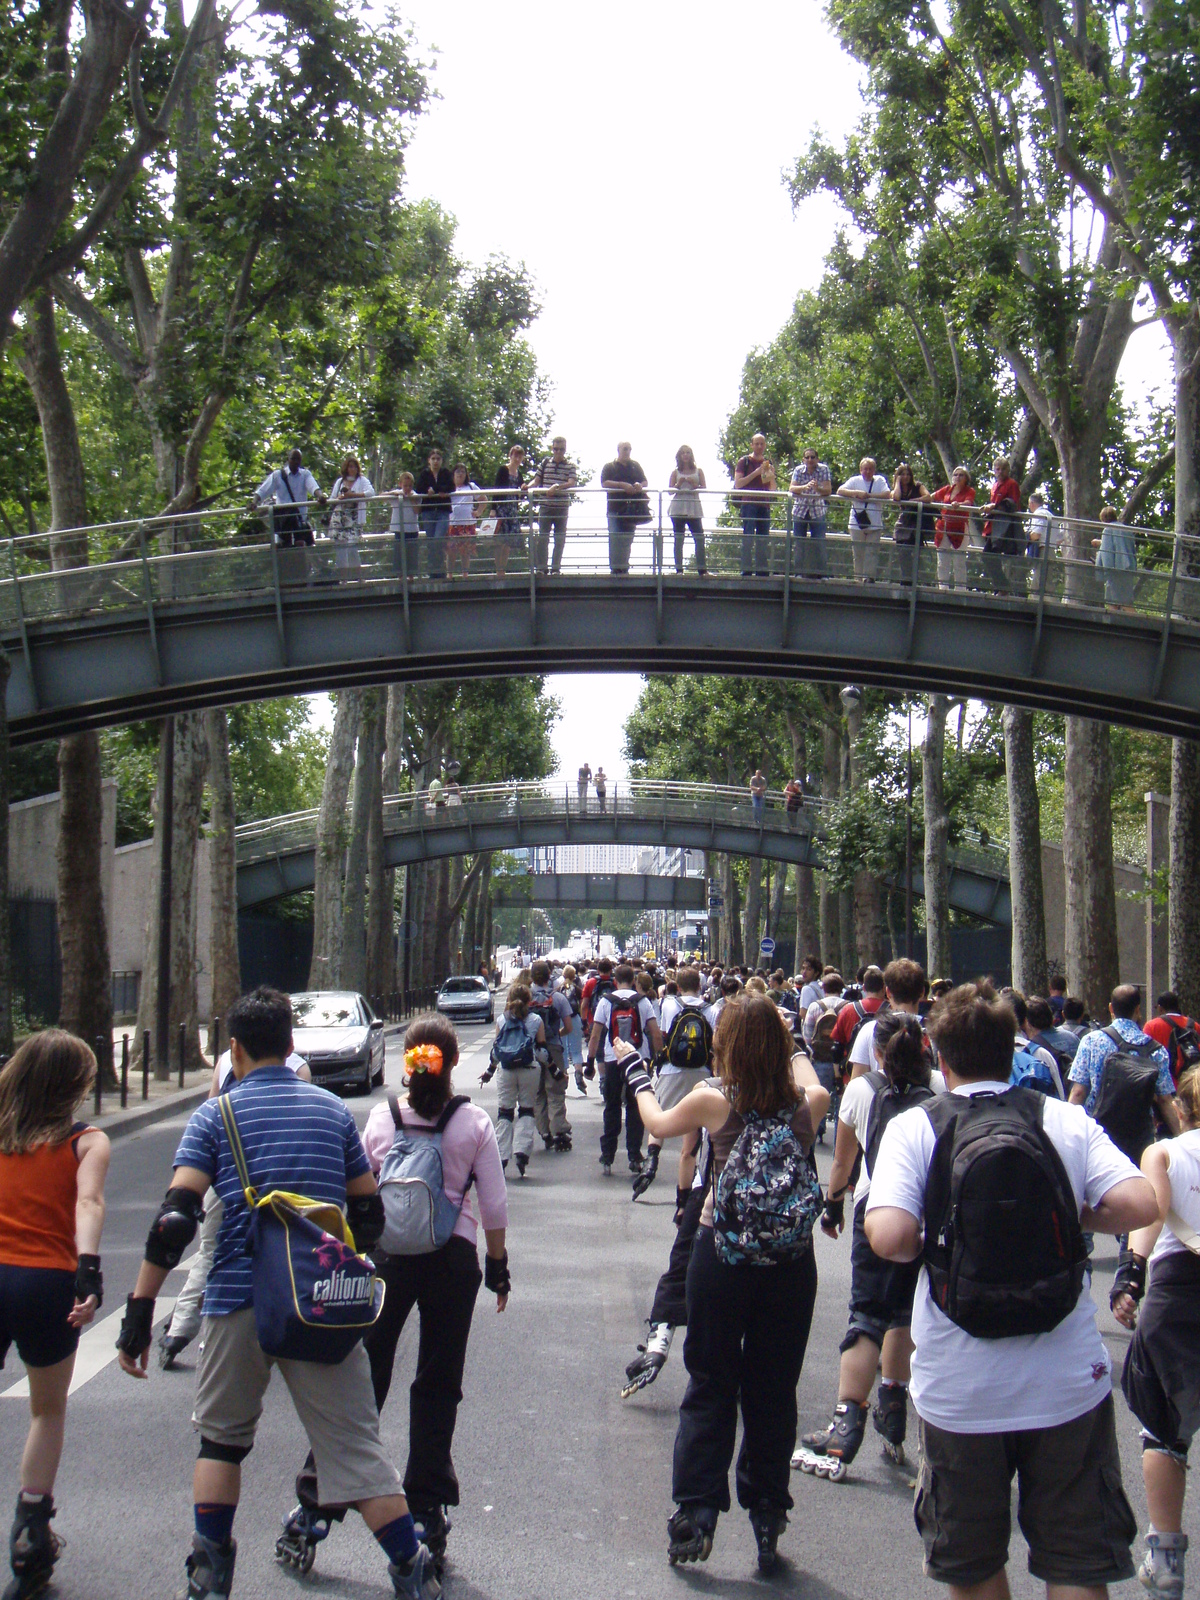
xmin=309 ymin=0 xmax=1171 ymax=782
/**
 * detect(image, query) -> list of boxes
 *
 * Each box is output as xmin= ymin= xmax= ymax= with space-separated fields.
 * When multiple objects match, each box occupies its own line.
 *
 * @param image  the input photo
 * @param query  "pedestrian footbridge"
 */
xmin=3 ymin=497 xmax=1199 ymax=743
xmin=234 ymin=780 xmax=1013 ymax=925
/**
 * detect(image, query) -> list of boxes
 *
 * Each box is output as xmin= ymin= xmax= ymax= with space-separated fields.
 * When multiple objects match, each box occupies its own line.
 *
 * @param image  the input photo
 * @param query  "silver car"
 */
xmin=436 ymin=975 xmax=495 ymax=1025
xmin=291 ymin=991 xmax=385 ymax=1094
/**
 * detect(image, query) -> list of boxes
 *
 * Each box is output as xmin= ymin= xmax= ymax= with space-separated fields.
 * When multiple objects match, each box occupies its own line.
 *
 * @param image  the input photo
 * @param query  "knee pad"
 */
xmin=498 ymin=1107 xmax=515 ymax=1122
xmin=518 ymin=1105 xmax=536 ymax=1118
xmin=198 ymin=1437 xmax=252 ymax=1465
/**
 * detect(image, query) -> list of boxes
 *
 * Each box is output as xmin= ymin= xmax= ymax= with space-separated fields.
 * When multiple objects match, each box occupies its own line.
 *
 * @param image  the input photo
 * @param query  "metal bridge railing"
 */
xmin=1 ymin=490 xmax=1197 ymax=636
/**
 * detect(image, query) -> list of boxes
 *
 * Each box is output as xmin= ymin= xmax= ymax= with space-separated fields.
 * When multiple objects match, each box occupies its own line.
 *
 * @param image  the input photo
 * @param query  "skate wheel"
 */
xmin=827 ymin=1460 xmax=849 ymax=1482
xmin=796 ymin=1453 xmax=818 ymax=1474
xmin=699 ymin=1534 xmax=713 ymax=1562
xmin=884 ymin=1443 xmax=906 ymax=1466
xmin=300 ymin=1543 xmax=316 ymax=1574
xmin=668 ymin=1551 xmax=679 ymax=1566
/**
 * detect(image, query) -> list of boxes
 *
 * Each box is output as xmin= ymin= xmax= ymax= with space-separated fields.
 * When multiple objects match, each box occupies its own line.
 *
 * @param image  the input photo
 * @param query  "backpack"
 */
xmin=582 ymin=974 xmax=615 ymax=1030
xmin=862 ymin=1070 xmax=935 ymax=1178
xmin=1165 ymin=1016 xmax=1200 ymax=1074
xmin=848 ymin=999 xmax=886 ymax=1056
xmin=922 ymin=1088 xmax=1086 ymax=1339
xmin=493 ymin=1013 xmax=536 ymax=1070
xmin=712 ymin=1109 xmax=822 ymax=1266
xmin=663 ymin=1002 xmax=714 ymax=1071
xmin=607 ymin=992 xmax=644 ymax=1053
xmin=377 ymin=1094 xmax=472 ymax=1256
xmin=1090 ymin=1026 xmax=1163 ymax=1162
xmin=1009 ymin=1044 xmax=1060 ymax=1097
xmin=809 ymin=1009 xmax=845 ymax=1069
xmin=529 ymin=986 xmax=562 ymax=1040
xmin=565 ymin=980 xmax=583 ymax=1016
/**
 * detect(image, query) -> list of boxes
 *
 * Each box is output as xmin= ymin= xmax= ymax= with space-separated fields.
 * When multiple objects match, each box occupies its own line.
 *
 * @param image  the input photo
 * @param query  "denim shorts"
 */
xmin=0 ymin=1264 xmax=79 ymax=1369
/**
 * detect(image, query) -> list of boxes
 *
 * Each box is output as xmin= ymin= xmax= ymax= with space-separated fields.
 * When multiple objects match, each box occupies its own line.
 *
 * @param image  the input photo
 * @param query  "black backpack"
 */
xmin=1165 ymin=1015 xmax=1200 ymax=1074
xmin=862 ymin=1070 xmax=935 ymax=1179
xmin=529 ymin=986 xmax=562 ymax=1039
xmin=848 ymin=999 xmax=887 ymax=1056
xmin=922 ymin=1088 xmax=1086 ymax=1340
xmin=663 ymin=1003 xmax=714 ymax=1071
xmin=606 ymin=993 xmax=644 ymax=1053
xmin=1090 ymin=1026 xmax=1163 ymax=1162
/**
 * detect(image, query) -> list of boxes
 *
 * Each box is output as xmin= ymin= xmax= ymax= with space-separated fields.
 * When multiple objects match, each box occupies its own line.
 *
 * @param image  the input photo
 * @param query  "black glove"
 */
xmin=548 ymin=1059 xmax=568 ymax=1083
xmin=479 ymin=1063 xmax=496 ymax=1085
xmin=75 ymin=1254 xmax=103 ymax=1308
xmin=583 ymin=1060 xmax=596 ymax=1080
xmin=1110 ymin=1249 xmax=1147 ymax=1311
xmin=623 ymin=1058 xmax=653 ymax=1098
xmin=115 ymin=1295 xmax=155 ymax=1359
xmin=675 ymin=1187 xmax=691 ymax=1226
xmin=822 ymin=1194 xmax=845 ymax=1231
xmin=484 ymin=1250 xmax=511 ymax=1296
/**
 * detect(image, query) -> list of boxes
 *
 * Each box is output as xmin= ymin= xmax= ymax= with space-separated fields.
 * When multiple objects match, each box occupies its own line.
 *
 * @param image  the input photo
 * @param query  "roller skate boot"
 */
xmin=3 ymin=1495 xmax=60 ymax=1600
xmin=410 ymin=1506 xmax=450 ymax=1577
xmin=1138 ymin=1530 xmax=1187 ymax=1597
xmin=748 ymin=1502 xmax=787 ymax=1574
xmin=873 ymin=1380 xmax=909 ymax=1465
xmin=274 ymin=1451 xmax=346 ymax=1574
xmin=158 ymin=1329 xmax=190 ymax=1370
xmin=388 ymin=1543 xmax=442 ymax=1599
xmin=631 ymin=1146 xmax=659 ymax=1199
xmin=515 ymin=1152 xmax=528 ymax=1178
xmin=185 ymin=1532 xmax=236 ymax=1599
xmin=620 ymin=1322 xmax=673 ymax=1397
xmin=792 ymin=1400 xmax=868 ymax=1481
xmin=666 ymin=1505 xmax=717 ymax=1565
xmin=553 ymin=1132 xmax=572 ymax=1152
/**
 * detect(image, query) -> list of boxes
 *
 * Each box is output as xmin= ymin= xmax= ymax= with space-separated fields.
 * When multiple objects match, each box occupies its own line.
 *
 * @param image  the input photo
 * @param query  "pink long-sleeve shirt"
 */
xmin=361 ymin=1097 xmax=508 ymax=1246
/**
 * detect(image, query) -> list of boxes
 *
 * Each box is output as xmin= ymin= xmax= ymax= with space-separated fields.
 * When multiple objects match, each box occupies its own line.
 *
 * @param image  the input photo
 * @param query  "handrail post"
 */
xmin=782 ymin=519 xmax=793 ymax=647
xmin=399 ymin=517 xmax=411 ymax=652
xmin=655 ymin=492 xmax=664 ymax=643
xmin=269 ymin=533 xmax=287 ymax=665
xmin=138 ymin=528 xmax=163 ymax=684
xmin=1151 ymin=531 xmax=1184 ymax=700
xmin=1029 ymin=526 xmax=1053 ymax=675
xmin=7 ymin=539 xmax=35 ymax=708
xmin=120 ymin=1033 xmax=129 ymax=1109
xmin=142 ymin=1030 xmax=150 ymax=1100
xmin=904 ymin=502 xmax=921 ymax=659
xmin=529 ymin=554 xmax=536 ymax=646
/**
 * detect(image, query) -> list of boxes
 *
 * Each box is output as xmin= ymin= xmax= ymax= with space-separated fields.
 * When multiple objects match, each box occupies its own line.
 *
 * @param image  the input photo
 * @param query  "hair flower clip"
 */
xmin=405 ymin=1043 xmax=444 ymax=1076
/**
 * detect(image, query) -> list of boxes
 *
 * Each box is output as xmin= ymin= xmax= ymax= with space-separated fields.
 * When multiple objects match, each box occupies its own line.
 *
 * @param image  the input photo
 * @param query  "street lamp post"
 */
xmin=905 ymin=703 xmax=915 ymax=960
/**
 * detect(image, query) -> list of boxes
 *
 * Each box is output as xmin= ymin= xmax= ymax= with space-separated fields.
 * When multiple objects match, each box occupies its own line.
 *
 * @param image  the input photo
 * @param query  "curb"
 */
xmin=94 ymin=1086 xmax=210 ymax=1142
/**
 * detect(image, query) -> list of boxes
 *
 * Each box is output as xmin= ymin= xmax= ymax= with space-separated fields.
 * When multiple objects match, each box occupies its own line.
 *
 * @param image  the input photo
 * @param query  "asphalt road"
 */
xmin=0 ymin=1025 xmax=1192 ymax=1599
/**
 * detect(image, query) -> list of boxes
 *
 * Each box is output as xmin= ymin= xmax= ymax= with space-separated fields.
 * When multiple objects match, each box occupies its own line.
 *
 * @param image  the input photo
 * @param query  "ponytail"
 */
xmin=872 ymin=1012 xmax=930 ymax=1093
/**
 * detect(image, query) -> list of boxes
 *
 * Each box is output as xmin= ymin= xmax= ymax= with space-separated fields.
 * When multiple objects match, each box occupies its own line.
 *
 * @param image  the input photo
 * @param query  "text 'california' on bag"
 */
xmin=712 ymin=1109 xmax=821 ymax=1266
xmin=218 ymin=1095 xmax=384 ymax=1364
xmin=922 ymin=1088 xmax=1086 ymax=1339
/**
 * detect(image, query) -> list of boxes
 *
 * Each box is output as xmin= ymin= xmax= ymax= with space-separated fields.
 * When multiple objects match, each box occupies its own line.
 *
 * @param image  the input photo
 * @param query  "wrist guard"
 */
xmin=675 ymin=1187 xmax=690 ymax=1224
xmin=822 ymin=1194 xmax=845 ymax=1230
xmin=1111 ymin=1249 xmax=1147 ymax=1310
xmin=484 ymin=1250 xmax=511 ymax=1296
xmin=75 ymin=1254 xmax=103 ymax=1308
xmin=583 ymin=1060 xmax=596 ymax=1080
xmin=624 ymin=1061 xmax=653 ymax=1098
xmin=480 ymin=1063 xmax=496 ymax=1084
xmin=116 ymin=1295 xmax=155 ymax=1359
xmin=347 ymin=1192 xmax=385 ymax=1252
xmin=145 ymin=1186 xmax=205 ymax=1269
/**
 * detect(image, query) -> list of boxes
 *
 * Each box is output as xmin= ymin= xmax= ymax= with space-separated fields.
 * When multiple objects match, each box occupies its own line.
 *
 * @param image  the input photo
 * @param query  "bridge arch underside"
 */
xmin=236 ymin=811 xmax=1012 ymax=926
xmin=6 ymin=575 xmax=1200 ymax=744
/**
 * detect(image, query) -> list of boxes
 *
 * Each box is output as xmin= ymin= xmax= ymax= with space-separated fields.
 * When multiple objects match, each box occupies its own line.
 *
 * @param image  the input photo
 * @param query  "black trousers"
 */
xmin=649 ymin=1184 xmax=706 ymax=1326
xmin=672 ymin=1227 xmax=818 ymax=1514
xmin=364 ymin=1236 xmax=482 ymax=1508
xmin=600 ymin=1057 xmax=644 ymax=1162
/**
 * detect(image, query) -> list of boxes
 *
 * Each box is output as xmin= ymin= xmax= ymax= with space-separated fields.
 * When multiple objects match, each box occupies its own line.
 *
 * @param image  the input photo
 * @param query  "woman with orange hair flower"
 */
xmin=354 ymin=1015 xmax=509 ymax=1573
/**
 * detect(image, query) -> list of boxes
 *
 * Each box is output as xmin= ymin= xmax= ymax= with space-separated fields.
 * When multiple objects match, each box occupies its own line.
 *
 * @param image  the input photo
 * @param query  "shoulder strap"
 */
xmin=434 ymin=1094 xmax=471 ymax=1134
xmin=278 ymin=470 xmax=296 ymax=503
xmin=387 ymin=1092 xmax=404 ymax=1130
xmin=217 ymin=1094 xmax=258 ymax=1204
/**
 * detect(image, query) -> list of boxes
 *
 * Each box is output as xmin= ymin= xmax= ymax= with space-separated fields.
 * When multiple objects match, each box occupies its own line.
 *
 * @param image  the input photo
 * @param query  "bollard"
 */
xmin=178 ymin=1021 xmax=186 ymax=1089
xmin=211 ymin=1015 xmax=220 ymax=1064
xmin=143 ymin=1030 xmax=151 ymax=1100
xmin=120 ymin=1034 xmax=129 ymax=1109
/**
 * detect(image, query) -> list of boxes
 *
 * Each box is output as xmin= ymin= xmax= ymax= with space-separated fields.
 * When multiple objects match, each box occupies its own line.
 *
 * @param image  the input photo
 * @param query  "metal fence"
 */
xmin=1 ymin=489 xmax=1196 ymax=637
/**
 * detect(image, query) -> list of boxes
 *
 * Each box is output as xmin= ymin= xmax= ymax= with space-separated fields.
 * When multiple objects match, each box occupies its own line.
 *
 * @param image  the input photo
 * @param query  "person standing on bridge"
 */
xmin=594 ymin=766 xmax=608 ymax=812
xmin=415 ymin=447 xmax=454 ymax=579
xmin=491 ymin=445 xmax=526 ymax=578
xmin=931 ymin=466 xmax=975 ymax=590
xmin=254 ymin=449 xmax=325 ymax=548
xmin=0 ymin=1033 xmax=110 ymax=1600
xmin=789 ymin=447 xmax=832 ymax=578
xmin=577 ymin=761 xmax=591 ymax=812
xmin=981 ymin=454 xmax=1024 ymax=596
xmin=530 ymin=435 xmax=577 ymax=574
xmin=838 ymin=457 xmax=890 ymax=582
xmin=749 ymin=769 xmax=767 ymax=824
xmin=601 ymin=442 xmax=649 ymax=575
xmin=668 ymin=445 xmax=708 ymax=575
xmin=733 ymin=435 xmax=777 ymax=577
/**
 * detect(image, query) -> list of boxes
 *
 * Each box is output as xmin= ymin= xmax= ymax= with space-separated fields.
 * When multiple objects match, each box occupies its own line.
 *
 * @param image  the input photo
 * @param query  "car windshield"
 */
xmin=292 ymin=994 xmax=362 ymax=1029
xmin=441 ymin=978 xmax=486 ymax=993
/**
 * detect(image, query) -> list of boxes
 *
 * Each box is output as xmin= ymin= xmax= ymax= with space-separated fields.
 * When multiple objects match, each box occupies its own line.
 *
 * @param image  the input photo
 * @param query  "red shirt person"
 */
xmin=930 ymin=466 xmax=977 ymax=590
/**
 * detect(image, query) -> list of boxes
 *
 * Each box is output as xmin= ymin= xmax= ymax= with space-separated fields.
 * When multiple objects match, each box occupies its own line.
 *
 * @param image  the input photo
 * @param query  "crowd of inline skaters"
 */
xmin=1 ymin=956 xmax=1199 ymax=1598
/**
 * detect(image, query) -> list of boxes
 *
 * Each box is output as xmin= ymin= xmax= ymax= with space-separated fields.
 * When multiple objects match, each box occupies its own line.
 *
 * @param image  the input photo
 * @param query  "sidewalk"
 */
xmin=88 ymin=1068 xmax=211 ymax=1141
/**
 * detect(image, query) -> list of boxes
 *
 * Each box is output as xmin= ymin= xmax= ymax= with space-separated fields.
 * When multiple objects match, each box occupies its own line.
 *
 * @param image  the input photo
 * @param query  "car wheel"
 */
xmin=360 ymin=1060 xmax=372 ymax=1094
xmin=372 ymin=1059 xmax=384 ymax=1088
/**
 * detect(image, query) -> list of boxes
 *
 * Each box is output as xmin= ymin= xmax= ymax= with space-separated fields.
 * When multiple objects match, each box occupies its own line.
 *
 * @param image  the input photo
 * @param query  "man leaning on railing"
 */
xmin=252 ymin=449 xmax=326 ymax=547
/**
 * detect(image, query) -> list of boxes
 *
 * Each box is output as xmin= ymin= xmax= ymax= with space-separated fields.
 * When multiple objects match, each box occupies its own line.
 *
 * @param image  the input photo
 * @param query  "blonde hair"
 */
xmin=0 ymin=1031 xmax=97 ymax=1155
xmin=675 ymin=445 xmax=696 ymax=470
xmin=745 ymin=976 xmax=769 ymax=996
xmin=1176 ymin=1066 xmax=1200 ymax=1128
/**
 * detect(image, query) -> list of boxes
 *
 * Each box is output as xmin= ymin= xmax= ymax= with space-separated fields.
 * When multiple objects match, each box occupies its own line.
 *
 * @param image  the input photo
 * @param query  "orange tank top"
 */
xmin=0 ymin=1122 xmax=91 ymax=1271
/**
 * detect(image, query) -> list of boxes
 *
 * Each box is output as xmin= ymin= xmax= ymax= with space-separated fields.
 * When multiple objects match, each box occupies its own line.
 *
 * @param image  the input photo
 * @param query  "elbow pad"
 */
xmin=144 ymin=1187 xmax=205 ymax=1268
xmin=347 ymin=1192 xmax=385 ymax=1252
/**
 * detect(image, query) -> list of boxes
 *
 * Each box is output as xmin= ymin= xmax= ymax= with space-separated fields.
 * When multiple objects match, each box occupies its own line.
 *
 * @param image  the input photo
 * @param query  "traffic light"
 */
xmin=596 ymin=914 xmax=603 ymax=927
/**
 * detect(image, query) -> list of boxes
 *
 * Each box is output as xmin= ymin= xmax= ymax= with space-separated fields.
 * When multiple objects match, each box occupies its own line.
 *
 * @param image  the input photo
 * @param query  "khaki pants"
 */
xmin=193 ymin=1308 xmax=401 ymax=1506
xmin=496 ymin=1065 xmax=538 ymax=1162
xmin=534 ymin=1040 xmax=572 ymax=1138
xmin=850 ymin=525 xmax=881 ymax=580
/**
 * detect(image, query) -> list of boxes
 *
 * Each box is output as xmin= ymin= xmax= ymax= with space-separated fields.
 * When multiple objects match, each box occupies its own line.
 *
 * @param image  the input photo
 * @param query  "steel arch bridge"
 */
xmin=234 ymin=780 xmax=1014 ymax=925
xmin=3 ymin=513 xmax=1199 ymax=744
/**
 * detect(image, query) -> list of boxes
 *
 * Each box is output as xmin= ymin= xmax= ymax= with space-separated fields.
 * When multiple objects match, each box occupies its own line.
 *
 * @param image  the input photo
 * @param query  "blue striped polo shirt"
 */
xmin=173 ymin=1064 xmax=370 ymax=1316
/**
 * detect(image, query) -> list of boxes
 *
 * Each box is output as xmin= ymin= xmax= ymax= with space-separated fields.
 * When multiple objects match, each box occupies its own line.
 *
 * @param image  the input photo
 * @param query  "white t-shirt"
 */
xmin=866 ymin=1081 xmax=1140 ymax=1433
xmin=449 ymin=483 xmax=481 ymax=526
xmin=593 ymin=990 xmax=658 ymax=1063
xmin=799 ymin=979 xmax=823 ymax=1012
xmin=838 ymin=474 xmax=890 ymax=530
xmin=657 ymin=995 xmax=709 ymax=1076
xmin=1150 ymin=1129 xmax=1200 ymax=1266
xmin=216 ymin=1049 xmax=308 ymax=1092
xmin=839 ymin=1070 xmax=947 ymax=1203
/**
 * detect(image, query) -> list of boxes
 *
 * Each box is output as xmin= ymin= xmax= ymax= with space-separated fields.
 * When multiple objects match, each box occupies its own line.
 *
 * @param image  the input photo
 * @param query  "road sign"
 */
xmin=760 ymin=936 xmax=776 ymax=956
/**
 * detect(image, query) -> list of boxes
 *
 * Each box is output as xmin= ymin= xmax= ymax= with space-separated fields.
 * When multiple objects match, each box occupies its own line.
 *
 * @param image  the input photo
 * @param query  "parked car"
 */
xmin=436 ymin=975 xmax=495 ymax=1025
xmin=291 ymin=991 xmax=385 ymax=1094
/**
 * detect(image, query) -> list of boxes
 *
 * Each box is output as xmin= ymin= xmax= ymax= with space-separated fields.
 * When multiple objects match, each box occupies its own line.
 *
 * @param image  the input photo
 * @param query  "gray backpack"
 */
xmin=377 ymin=1094 xmax=472 ymax=1256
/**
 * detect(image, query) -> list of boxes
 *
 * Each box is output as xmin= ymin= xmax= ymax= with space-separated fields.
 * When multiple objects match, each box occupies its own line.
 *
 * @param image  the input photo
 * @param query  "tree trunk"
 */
xmin=922 ymin=695 xmax=952 ymax=982
xmin=0 ymin=651 xmax=10 ymax=1056
xmin=205 ymin=710 xmax=240 ymax=1047
xmin=368 ymin=684 xmax=405 ymax=997
xmin=1003 ymin=706 xmax=1048 ymax=995
xmin=308 ymin=690 xmax=360 ymax=989
xmin=1063 ymin=717 xmax=1120 ymax=1014
xmin=769 ymin=863 xmax=788 ymax=948
xmin=743 ymin=858 xmax=762 ymax=965
xmin=420 ymin=859 xmax=440 ymax=987
xmin=57 ymin=734 xmax=113 ymax=1082
xmin=819 ymin=699 xmax=843 ymax=972
xmin=839 ymin=890 xmax=856 ymax=979
xmin=133 ymin=714 xmax=208 ymax=1076
xmin=461 ymin=875 xmax=480 ymax=980
xmin=1169 ymin=738 xmax=1200 ymax=1018
xmin=795 ymin=863 xmax=819 ymax=969
xmin=342 ymin=690 xmax=384 ymax=994
xmin=364 ymin=695 xmax=392 ymax=1000
xmin=724 ymin=855 xmax=744 ymax=966
xmin=431 ymin=860 xmax=450 ymax=985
